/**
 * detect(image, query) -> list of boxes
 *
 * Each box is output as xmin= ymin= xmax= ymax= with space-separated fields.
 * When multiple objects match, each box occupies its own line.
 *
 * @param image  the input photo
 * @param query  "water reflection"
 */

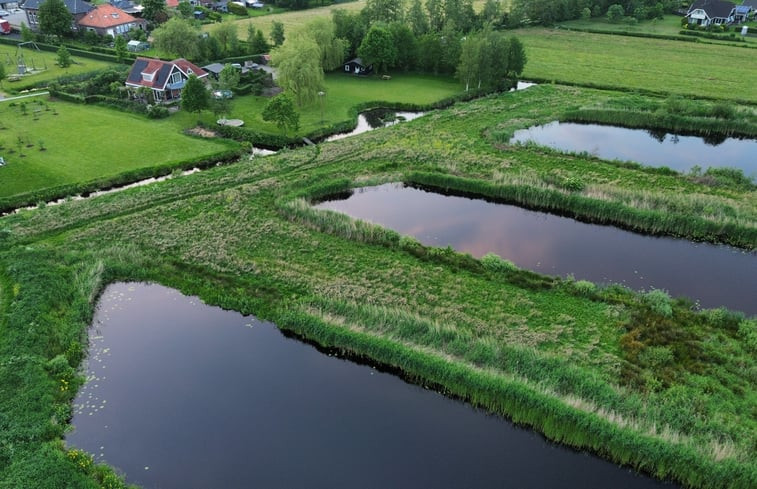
xmin=316 ymin=184 xmax=756 ymax=314
xmin=511 ymin=121 xmax=757 ymax=177
xmin=67 ymin=283 xmax=677 ymax=489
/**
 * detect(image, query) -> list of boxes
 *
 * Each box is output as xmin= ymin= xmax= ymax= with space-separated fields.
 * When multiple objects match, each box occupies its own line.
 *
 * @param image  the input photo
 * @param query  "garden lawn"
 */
xmin=516 ymin=28 xmax=757 ymax=102
xmin=184 ymin=72 xmax=461 ymax=136
xmin=0 ymin=98 xmax=236 ymax=200
xmin=0 ymin=44 xmax=115 ymax=94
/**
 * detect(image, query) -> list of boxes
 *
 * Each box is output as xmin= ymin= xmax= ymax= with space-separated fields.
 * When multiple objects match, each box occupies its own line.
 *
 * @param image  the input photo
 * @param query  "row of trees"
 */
xmin=151 ymin=17 xmax=277 ymax=63
xmin=271 ymin=14 xmax=527 ymax=107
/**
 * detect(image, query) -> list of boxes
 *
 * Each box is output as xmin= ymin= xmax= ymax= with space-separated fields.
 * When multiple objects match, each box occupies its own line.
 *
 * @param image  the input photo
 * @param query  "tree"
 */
xmin=56 ymin=45 xmax=72 ymax=68
xmin=332 ymin=9 xmax=366 ymax=57
xmin=152 ymin=17 xmax=201 ymax=60
xmin=214 ymin=21 xmax=241 ymax=58
xmin=177 ymin=1 xmax=193 ymax=18
xmin=20 ymin=23 xmax=35 ymax=42
xmin=607 ymin=4 xmax=624 ymax=22
xmin=358 ymin=24 xmax=396 ymax=74
xmin=457 ymin=34 xmax=482 ymax=91
xmin=142 ymin=0 xmax=168 ymax=24
xmin=271 ymin=34 xmax=323 ymax=106
xmin=0 ymin=62 xmax=5 ymax=90
xmin=262 ymin=93 xmax=299 ymax=136
xmin=250 ymin=28 xmax=270 ymax=55
xmin=114 ymin=36 xmax=127 ymax=63
xmin=38 ymin=0 xmax=72 ymax=39
xmin=218 ymin=64 xmax=241 ymax=91
xmin=181 ymin=75 xmax=210 ymax=115
xmin=270 ymin=21 xmax=285 ymax=46
xmin=304 ymin=18 xmax=348 ymax=71
xmin=388 ymin=22 xmax=417 ymax=71
xmin=363 ymin=0 xmax=405 ymax=23
xmin=407 ymin=0 xmax=429 ymax=35
xmin=505 ymin=36 xmax=527 ymax=81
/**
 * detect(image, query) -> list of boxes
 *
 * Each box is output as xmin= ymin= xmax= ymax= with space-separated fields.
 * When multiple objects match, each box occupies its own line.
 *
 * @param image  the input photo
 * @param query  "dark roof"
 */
xmin=22 ymin=0 xmax=94 ymax=13
xmin=202 ymin=63 xmax=224 ymax=74
xmin=345 ymin=58 xmax=366 ymax=66
xmin=741 ymin=0 xmax=756 ymax=8
xmin=688 ymin=0 xmax=736 ymax=17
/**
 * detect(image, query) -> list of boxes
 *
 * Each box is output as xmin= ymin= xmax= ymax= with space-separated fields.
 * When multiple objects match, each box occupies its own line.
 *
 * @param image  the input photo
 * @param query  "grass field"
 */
xmin=0 ymin=44 xmax=114 ymax=95
xmin=516 ymin=27 xmax=757 ymax=102
xmin=559 ymin=15 xmax=757 ymax=46
xmin=0 ymin=99 xmax=236 ymax=201
xmin=183 ymin=72 xmax=461 ymax=135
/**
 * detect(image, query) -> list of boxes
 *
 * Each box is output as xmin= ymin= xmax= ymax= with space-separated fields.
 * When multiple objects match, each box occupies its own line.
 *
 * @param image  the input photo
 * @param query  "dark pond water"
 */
xmin=315 ymin=184 xmax=756 ymax=315
xmin=510 ymin=121 xmax=757 ymax=177
xmin=67 ymin=282 xmax=676 ymax=489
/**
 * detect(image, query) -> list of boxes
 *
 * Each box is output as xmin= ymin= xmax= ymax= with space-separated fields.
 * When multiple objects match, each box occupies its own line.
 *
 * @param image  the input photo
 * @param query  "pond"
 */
xmin=314 ymin=183 xmax=756 ymax=315
xmin=67 ymin=282 xmax=677 ymax=489
xmin=510 ymin=121 xmax=757 ymax=177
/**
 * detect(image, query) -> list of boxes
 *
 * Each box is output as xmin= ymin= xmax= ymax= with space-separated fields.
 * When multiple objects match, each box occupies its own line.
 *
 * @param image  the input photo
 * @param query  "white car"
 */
xmin=0 ymin=9 xmax=10 ymax=16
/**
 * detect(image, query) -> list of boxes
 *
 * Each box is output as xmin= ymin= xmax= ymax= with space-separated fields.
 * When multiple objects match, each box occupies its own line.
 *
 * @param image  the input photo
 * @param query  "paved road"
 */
xmin=0 ymin=91 xmax=49 ymax=102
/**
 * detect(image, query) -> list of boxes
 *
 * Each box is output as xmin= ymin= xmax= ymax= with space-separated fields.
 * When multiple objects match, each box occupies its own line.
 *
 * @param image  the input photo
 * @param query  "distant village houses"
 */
xmin=22 ymin=0 xmax=93 ymax=32
xmin=77 ymin=4 xmax=146 ymax=37
xmin=686 ymin=0 xmax=736 ymax=26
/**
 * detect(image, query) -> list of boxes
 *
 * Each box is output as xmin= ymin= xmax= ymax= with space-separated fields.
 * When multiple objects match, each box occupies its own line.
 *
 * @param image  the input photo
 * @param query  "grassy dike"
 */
xmin=0 ymin=85 xmax=755 ymax=488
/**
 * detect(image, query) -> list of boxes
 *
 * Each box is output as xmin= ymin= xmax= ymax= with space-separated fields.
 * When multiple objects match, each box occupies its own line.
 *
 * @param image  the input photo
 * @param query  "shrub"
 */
xmin=643 ymin=288 xmax=672 ymax=317
xmin=573 ymin=280 xmax=597 ymax=296
xmin=481 ymin=252 xmax=518 ymax=273
xmin=147 ymin=105 xmax=170 ymax=119
xmin=227 ymin=1 xmax=248 ymax=15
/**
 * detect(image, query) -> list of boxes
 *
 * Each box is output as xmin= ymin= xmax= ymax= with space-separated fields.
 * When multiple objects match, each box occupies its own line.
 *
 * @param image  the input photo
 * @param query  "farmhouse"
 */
xmin=733 ymin=2 xmax=753 ymax=22
xmin=22 ymin=0 xmax=93 ymax=32
xmin=686 ymin=0 xmax=736 ymax=26
xmin=125 ymin=57 xmax=208 ymax=102
xmin=343 ymin=58 xmax=373 ymax=76
xmin=77 ymin=4 xmax=146 ymax=37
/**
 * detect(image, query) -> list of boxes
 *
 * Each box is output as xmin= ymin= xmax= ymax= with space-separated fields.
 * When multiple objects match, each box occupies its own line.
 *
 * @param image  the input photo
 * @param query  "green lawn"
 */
xmin=516 ymin=27 xmax=757 ymax=102
xmin=181 ymin=72 xmax=462 ymax=136
xmin=0 ymin=98 xmax=236 ymax=200
xmin=0 ymin=44 xmax=115 ymax=95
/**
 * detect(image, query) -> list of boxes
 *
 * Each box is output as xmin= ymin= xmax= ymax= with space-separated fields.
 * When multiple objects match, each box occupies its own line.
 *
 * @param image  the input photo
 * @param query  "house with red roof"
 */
xmin=77 ymin=4 xmax=146 ymax=37
xmin=125 ymin=57 xmax=208 ymax=102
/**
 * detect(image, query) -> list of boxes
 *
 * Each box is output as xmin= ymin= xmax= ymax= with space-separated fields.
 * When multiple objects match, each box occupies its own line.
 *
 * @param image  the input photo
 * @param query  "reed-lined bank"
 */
xmin=1 ymin=84 xmax=755 ymax=489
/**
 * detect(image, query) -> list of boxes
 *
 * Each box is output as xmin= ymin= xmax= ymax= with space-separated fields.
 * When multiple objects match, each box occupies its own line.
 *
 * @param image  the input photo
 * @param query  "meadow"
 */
xmin=517 ymin=28 xmax=757 ymax=102
xmin=0 ymin=98 xmax=237 ymax=207
xmin=558 ymin=15 xmax=757 ymax=46
xmin=0 ymin=85 xmax=755 ymax=489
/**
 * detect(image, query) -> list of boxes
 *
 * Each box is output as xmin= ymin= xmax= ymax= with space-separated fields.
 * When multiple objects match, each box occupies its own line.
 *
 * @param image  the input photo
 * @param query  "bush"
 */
xmin=573 ymin=280 xmax=597 ymax=296
xmin=147 ymin=105 xmax=170 ymax=119
xmin=643 ymin=288 xmax=672 ymax=317
xmin=227 ymin=2 xmax=248 ymax=15
xmin=480 ymin=252 xmax=518 ymax=273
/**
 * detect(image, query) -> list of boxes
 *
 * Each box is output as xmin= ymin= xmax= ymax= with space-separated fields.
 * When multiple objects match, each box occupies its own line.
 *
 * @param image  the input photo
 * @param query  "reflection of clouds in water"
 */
xmin=316 ymin=184 xmax=756 ymax=313
xmin=511 ymin=122 xmax=757 ymax=174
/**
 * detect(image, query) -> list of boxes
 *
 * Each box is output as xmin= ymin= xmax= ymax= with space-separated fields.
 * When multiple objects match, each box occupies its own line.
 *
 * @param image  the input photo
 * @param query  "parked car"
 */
xmin=0 ymin=9 xmax=10 ymax=16
xmin=211 ymin=90 xmax=233 ymax=99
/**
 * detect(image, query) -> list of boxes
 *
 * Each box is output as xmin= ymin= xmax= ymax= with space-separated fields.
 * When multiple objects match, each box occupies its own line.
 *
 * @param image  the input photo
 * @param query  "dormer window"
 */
xmin=142 ymin=72 xmax=154 ymax=82
xmin=112 ymin=13 xmax=119 ymax=18
xmin=187 ymin=68 xmax=193 ymax=74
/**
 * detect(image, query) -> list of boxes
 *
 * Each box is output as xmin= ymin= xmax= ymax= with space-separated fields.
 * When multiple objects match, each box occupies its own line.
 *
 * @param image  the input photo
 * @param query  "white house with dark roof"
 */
xmin=686 ymin=0 xmax=736 ymax=26
xmin=22 ymin=0 xmax=93 ymax=31
xmin=125 ymin=57 xmax=208 ymax=102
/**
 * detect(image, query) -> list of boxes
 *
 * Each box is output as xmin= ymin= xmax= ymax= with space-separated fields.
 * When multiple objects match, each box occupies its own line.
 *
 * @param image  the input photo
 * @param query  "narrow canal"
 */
xmin=67 ymin=283 xmax=676 ymax=489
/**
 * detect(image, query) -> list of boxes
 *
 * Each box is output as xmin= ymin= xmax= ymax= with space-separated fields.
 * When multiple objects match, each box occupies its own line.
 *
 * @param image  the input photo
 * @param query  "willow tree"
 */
xmin=303 ymin=18 xmax=348 ymax=71
xmin=271 ymin=34 xmax=323 ymax=107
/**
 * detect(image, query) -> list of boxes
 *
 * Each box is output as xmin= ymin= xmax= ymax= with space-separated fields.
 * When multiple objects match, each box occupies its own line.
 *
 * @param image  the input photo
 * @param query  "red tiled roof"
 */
xmin=166 ymin=0 xmax=179 ymax=7
xmin=126 ymin=57 xmax=208 ymax=91
xmin=78 ymin=4 xmax=139 ymax=28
